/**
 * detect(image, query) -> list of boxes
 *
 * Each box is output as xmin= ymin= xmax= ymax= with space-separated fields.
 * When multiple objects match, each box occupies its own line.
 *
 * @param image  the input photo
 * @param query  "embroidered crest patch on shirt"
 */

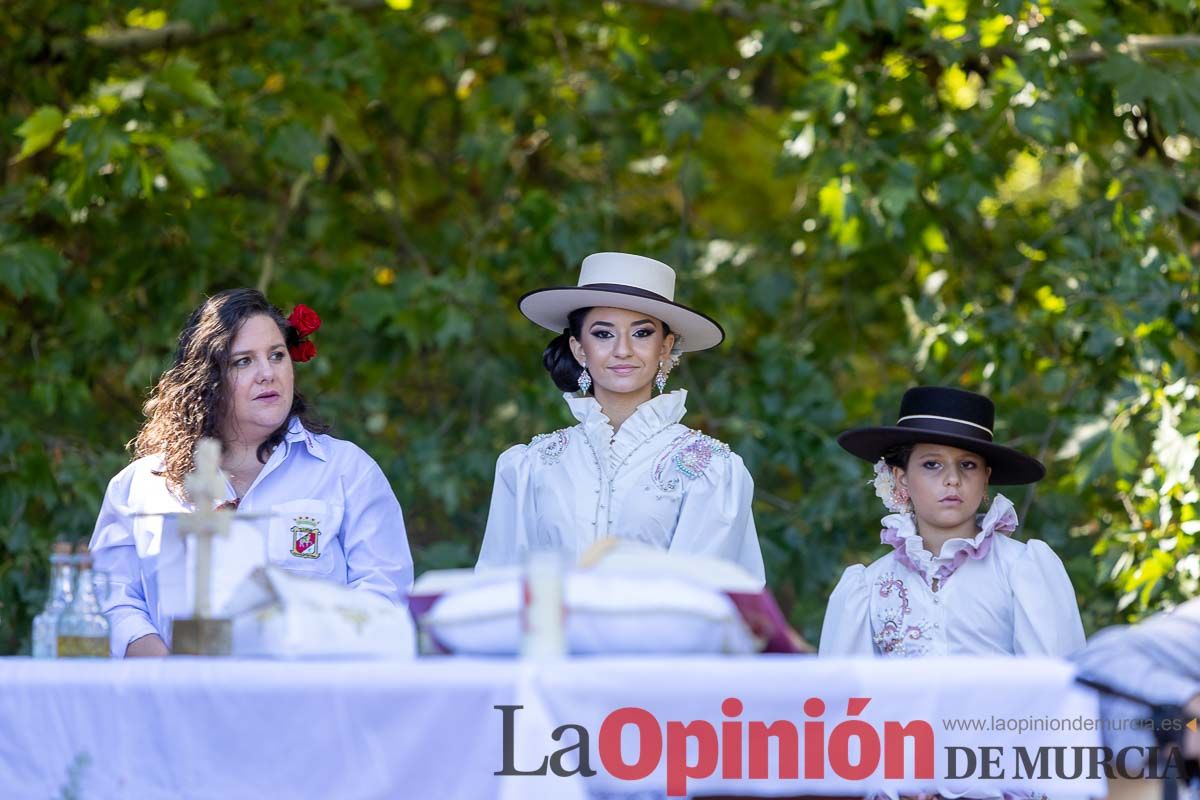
xmin=290 ymin=515 xmax=321 ymax=558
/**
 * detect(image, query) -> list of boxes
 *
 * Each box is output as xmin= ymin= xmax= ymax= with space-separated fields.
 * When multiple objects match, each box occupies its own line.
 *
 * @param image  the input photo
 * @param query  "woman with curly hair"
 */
xmin=89 ymin=288 xmax=413 ymax=657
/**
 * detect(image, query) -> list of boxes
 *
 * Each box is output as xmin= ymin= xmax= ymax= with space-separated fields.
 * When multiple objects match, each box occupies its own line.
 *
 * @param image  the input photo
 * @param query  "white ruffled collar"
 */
xmin=879 ymin=493 xmax=1020 ymax=582
xmin=564 ymin=390 xmax=687 ymax=471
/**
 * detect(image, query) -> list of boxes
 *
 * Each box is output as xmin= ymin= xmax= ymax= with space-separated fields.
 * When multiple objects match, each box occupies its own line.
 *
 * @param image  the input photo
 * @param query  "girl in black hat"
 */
xmin=819 ymin=386 xmax=1084 ymax=658
xmin=475 ymin=252 xmax=765 ymax=585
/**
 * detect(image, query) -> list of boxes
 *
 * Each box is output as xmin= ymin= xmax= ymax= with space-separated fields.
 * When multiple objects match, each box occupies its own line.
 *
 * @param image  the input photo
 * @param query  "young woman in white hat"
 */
xmin=475 ymin=252 xmax=766 ymax=585
xmin=819 ymin=386 xmax=1085 ymax=659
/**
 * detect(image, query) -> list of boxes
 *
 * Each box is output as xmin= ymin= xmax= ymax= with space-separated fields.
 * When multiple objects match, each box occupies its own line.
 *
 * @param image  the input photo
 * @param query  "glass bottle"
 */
xmin=56 ymin=546 xmax=111 ymax=658
xmin=32 ymin=542 xmax=76 ymax=658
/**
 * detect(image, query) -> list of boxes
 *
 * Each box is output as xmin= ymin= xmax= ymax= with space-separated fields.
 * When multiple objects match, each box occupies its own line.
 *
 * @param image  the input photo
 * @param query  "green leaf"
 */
xmin=1154 ymin=402 xmax=1199 ymax=493
xmin=159 ymin=58 xmax=220 ymax=108
xmin=1056 ymin=0 xmax=1107 ymax=32
xmin=880 ymin=162 xmax=918 ymax=217
xmin=582 ymin=81 xmax=616 ymax=115
xmin=550 ymin=220 xmax=599 ymax=264
xmin=265 ymin=122 xmax=323 ymax=173
xmin=663 ymin=101 xmax=702 ymax=146
xmin=14 ymin=107 xmax=64 ymax=161
xmin=64 ymin=118 xmax=130 ymax=172
xmin=163 ymin=139 xmax=214 ymax=192
xmin=173 ymin=0 xmax=219 ymax=29
xmin=837 ymin=0 xmax=872 ymax=32
xmin=1095 ymin=55 xmax=1170 ymax=107
xmin=678 ymin=157 xmax=705 ymax=199
xmin=1111 ymin=427 xmax=1141 ymax=476
xmin=347 ymin=289 xmax=398 ymax=330
xmin=487 ymin=75 xmax=527 ymax=114
xmin=0 ymin=242 xmax=64 ymax=302
xmin=869 ymin=0 xmax=908 ymax=32
xmin=921 ymin=225 xmax=948 ymax=254
xmin=818 ymin=178 xmax=846 ymax=224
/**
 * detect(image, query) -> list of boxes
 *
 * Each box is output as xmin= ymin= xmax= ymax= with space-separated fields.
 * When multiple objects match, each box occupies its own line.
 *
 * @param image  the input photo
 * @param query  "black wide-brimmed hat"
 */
xmin=836 ymin=386 xmax=1045 ymax=485
xmin=519 ymin=252 xmax=725 ymax=352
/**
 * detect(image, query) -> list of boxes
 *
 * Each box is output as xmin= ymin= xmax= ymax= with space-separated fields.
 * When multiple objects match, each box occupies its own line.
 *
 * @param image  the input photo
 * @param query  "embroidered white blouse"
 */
xmin=89 ymin=418 xmax=414 ymax=656
xmin=476 ymin=390 xmax=766 ymax=585
xmin=818 ymin=494 xmax=1085 ymax=658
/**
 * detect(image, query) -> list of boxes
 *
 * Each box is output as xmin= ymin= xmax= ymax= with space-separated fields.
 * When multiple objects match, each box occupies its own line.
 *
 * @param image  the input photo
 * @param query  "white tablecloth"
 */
xmin=0 ymin=656 xmax=1104 ymax=799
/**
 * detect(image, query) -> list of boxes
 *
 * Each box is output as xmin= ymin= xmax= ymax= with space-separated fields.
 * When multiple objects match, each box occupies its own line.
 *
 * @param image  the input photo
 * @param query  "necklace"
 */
xmin=224 ymin=463 xmax=262 ymax=498
xmin=222 ymin=441 xmax=276 ymax=496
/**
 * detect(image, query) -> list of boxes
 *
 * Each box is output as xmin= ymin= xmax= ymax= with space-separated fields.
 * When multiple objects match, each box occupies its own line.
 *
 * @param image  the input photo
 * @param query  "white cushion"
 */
xmin=420 ymin=560 xmax=759 ymax=656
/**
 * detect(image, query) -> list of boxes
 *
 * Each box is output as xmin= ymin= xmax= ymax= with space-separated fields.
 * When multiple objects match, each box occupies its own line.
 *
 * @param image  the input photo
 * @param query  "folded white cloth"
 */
xmin=223 ymin=567 xmax=416 ymax=659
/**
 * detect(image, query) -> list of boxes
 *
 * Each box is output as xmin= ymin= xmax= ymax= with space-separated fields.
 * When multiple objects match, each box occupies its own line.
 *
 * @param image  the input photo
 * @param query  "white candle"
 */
xmin=521 ymin=550 xmax=566 ymax=659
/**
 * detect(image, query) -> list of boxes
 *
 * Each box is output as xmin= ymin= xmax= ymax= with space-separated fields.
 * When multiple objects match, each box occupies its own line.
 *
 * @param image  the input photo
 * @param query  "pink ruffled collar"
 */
xmin=879 ymin=494 xmax=1019 ymax=587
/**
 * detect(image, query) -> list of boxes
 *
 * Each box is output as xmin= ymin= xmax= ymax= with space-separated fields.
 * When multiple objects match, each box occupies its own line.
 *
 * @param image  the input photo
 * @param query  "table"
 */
xmin=0 ymin=656 xmax=1104 ymax=799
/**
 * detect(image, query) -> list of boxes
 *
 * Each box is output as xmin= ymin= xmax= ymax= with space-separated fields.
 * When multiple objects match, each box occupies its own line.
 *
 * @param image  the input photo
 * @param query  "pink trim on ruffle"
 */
xmin=880 ymin=526 xmax=924 ymax=576
xmin=879 ymin=494 xmax=1019 ymax=588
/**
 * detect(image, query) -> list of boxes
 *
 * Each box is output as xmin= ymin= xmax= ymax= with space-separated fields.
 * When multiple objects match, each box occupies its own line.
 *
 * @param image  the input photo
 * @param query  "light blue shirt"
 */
xmin=1072 ymin=599 xmax=1200 ymax=755
xmin=89 ymin=418 xmax=413 ymax=656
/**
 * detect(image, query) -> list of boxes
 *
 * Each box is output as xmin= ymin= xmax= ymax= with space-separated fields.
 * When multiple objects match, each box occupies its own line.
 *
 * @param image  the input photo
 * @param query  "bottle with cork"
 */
xmin=56 ymin=544 xmax=111 ymax=658
xmin=31 ymin=542 xmax=76 ymax=658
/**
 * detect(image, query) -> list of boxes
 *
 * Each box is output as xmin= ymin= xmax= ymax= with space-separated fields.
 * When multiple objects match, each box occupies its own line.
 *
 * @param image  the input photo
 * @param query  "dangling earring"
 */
xmin=981 ymin=491 xmax=992 ymax=510
xmin=577 ymin=363 xmax=592 ymax=394
xmin=654 ymin=361 xmax=668 ymax=394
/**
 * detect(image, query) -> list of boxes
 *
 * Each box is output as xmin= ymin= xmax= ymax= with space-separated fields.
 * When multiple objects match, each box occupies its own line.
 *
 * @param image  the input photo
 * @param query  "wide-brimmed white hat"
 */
xmin=518 ymin=252 xmax=724 ymax=352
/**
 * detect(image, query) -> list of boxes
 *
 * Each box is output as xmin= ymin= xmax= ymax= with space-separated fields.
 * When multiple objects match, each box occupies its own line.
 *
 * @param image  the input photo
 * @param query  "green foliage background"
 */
xmin=2 ymin=0 xmax=1198 ymax=653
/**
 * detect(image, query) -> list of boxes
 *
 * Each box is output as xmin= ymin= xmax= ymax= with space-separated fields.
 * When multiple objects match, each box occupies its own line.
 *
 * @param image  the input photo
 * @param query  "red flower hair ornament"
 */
xmin=287 ymin=304 xmax=321 ymax=362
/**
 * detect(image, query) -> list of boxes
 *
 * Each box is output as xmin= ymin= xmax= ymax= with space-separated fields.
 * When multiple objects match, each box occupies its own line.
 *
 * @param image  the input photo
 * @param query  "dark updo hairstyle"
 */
xmin=541 ymin=307 xmax=673 ymax=393
xmin=882 ymin=444 xmax=915 ymax=472
xmin=133 ymin=288 xmax=328 ymax=492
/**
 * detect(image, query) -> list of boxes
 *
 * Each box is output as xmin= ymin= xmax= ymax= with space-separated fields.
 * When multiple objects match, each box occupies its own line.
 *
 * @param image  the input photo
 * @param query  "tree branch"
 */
xmin=86 ymin=0 xmax=753 ymax=55
xmin=1066 ymin=34 xmax=1200 ymax=65
xmin=84 ymin=0 xmax=399 ymax=54
xmin=87 ymin=20 xmax=251 ymax=54
xmin=257 ymin=171 xmax=311 ymax=294
xmin=1126 ymin=34 xmax=1200 ymax=52
xmin=326 ymin=118 xmax=432 ymax=275
xmin=1018 ymin=379 xmax=1080 ymax=524
xmin=614 ymin=0 xmax=752 ymax=20
xmin=257 ymin=118 xmax=335 ymax=293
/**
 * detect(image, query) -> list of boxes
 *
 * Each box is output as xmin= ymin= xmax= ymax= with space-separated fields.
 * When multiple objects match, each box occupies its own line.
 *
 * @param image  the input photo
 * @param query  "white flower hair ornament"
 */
xmin=872 ymin=458 xmax=911 ymax=513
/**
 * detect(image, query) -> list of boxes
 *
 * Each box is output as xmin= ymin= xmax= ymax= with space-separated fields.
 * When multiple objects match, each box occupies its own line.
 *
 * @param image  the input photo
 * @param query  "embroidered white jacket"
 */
xmin=476 ymin=390 xmax=766 ymax=585
xmin=89 ymin=418 xmax=414 ymax=656
xmin=818 ymin=495 xmax=1085 ymax=658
